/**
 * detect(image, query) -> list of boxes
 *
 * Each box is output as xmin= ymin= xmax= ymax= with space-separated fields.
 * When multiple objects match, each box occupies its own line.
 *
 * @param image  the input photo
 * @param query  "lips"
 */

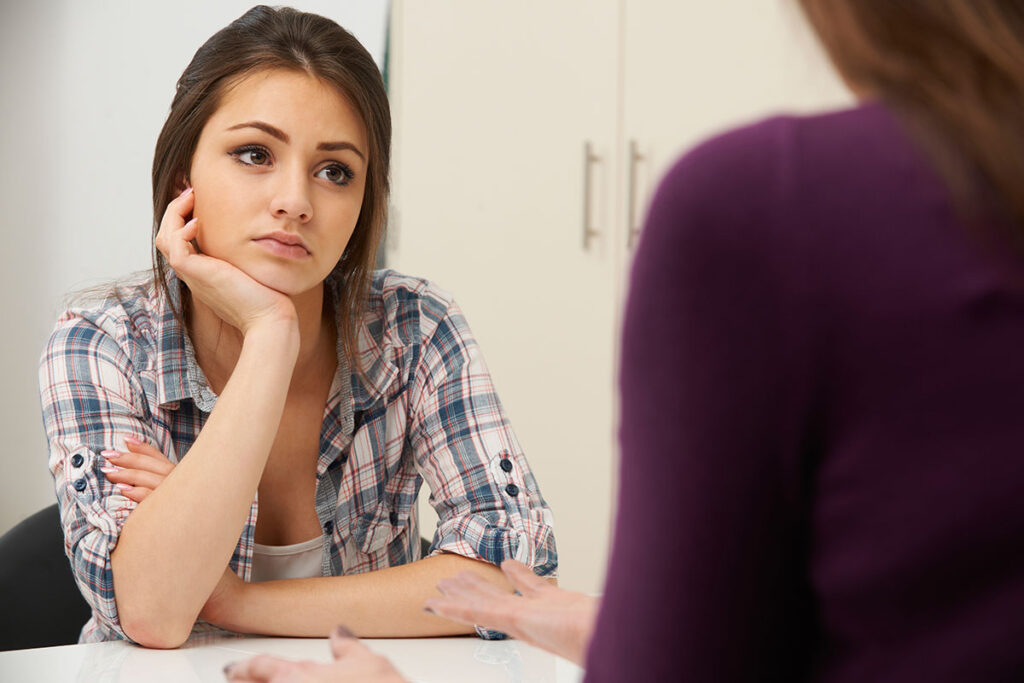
xmin=253 ymin=231 xmax=310 ymax=259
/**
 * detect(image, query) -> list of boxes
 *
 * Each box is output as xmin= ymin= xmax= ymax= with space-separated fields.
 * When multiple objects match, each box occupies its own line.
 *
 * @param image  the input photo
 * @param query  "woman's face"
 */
xmin=187 ymin=68 xmax=368 ymax=296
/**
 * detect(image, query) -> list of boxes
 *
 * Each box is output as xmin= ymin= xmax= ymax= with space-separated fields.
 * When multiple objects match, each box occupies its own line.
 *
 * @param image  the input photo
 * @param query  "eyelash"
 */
xmin=228 ymin=144 xmax=356 ymax=187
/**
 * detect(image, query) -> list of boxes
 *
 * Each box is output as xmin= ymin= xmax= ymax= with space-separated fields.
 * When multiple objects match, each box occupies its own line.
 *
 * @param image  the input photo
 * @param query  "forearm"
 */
xmin=112 ymin=322 xmax=298 ymax=647
xmin=214 ymin=554 xmax=512 ymax=637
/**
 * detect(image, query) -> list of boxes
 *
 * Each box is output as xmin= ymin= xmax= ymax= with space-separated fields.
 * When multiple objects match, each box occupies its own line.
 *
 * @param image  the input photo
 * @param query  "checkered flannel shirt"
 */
xmin=39 ymin=270 xmax=557 ymax=642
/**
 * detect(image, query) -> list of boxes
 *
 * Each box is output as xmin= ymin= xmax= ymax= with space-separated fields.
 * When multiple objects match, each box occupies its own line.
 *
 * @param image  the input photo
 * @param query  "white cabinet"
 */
xmin=622 ymin=1 xmax=853 ymax=239
xmin=389 ymin=0 xmax=851 ymax=593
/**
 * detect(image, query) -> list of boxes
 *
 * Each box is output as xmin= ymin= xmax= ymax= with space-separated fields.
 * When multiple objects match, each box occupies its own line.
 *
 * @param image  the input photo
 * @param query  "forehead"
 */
xmin=208 ymin=68 xmax=367 ymax=148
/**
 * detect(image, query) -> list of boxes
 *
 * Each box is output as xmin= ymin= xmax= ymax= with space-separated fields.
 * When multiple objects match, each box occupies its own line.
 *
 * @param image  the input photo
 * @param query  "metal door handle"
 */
xmin=583 ymin=141 xmax=601 ymax=251
xmin=627 ymin=139 xmax=646 ymax=249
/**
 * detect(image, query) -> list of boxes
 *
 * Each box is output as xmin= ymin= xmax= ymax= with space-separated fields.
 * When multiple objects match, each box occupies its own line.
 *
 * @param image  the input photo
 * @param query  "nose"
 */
xmin=269 ymin=171 xmax=313 ymax=223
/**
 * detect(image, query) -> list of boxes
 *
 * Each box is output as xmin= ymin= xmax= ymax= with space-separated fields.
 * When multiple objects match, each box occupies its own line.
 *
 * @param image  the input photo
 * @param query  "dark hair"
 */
xmin=151 ymin=5 xmax=390 ymax=361
xmin=797 ymin=1 xmax=1024 ymax=236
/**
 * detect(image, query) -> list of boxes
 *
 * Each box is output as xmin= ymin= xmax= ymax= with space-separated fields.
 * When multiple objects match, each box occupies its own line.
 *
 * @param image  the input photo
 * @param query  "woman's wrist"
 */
xmin=240 ymin=315 xmax=301 ymax=361
xmin=199 ymin=567 xmax=249 ymax=631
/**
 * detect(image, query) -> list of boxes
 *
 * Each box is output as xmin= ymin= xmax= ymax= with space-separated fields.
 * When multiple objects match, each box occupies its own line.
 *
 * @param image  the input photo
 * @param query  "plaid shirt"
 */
xmin=39 ymin=270 xmax=557 ymax=643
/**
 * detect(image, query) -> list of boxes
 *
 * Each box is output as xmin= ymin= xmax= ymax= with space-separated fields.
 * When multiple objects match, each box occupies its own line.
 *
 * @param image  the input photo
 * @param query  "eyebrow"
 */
xmin=226 ymin=121 xmax=366 ymax=161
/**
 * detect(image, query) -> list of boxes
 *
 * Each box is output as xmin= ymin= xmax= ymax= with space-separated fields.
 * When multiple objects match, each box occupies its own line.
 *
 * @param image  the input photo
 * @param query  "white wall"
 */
xmin=0 ymin=1 xmax=389 ymax=533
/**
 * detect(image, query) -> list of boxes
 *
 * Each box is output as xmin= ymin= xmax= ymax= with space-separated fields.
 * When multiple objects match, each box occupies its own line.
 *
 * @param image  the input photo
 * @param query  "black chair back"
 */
xmin=0 ymin=504 xmax=91 ymax=651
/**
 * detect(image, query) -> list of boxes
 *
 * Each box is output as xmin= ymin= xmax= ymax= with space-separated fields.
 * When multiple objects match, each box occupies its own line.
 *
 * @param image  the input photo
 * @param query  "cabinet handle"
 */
xmin=583 ymin=141 xmax=602 ymax=251
xmin=627 ymin=139 xmax=646 ymax=249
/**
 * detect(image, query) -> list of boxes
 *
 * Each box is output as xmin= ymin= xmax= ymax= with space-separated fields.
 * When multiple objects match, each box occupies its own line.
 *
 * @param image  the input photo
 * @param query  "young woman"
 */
xmin=38 ymin=5 xmax=555 ymax=649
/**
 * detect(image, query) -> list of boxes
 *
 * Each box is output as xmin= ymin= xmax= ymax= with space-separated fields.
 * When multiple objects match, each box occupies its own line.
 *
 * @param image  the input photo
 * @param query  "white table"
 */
xmin=0 ymin=635 xmax=584 ymax=682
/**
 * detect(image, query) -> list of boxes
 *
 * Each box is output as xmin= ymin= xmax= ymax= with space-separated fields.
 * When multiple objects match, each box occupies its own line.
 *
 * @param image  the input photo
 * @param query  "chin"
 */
xmin=243 ymin=261 xmax=327 ymax=298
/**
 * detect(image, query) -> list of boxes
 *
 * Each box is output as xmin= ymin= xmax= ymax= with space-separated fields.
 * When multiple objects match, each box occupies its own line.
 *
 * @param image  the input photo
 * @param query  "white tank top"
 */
xmin=251 ymin=536 xmax=323 ymax=583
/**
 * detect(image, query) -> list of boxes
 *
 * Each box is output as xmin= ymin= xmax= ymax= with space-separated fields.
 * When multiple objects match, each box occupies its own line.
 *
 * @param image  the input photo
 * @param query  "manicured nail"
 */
xmin=115 ymin=483 xmax=133 ymax=492
xmin=180 ymin=186 xmax=193 ymax=198
xmin=333 ymin=625 xmax=355 ymax=639
xmin=100 ymin=466 xmax=120 ymax=474
xmin=100 ymin=450 xmax=121 ymax=459
xmin=123 ymin=436 xmax=142 ymax=445
xmin=184 ymin=217 xmax=198 ymax=230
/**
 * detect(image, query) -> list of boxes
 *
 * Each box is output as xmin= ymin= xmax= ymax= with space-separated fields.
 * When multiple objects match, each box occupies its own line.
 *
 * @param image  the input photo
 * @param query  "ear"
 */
xmin=174 ymin=169 xmax=192 ymax=194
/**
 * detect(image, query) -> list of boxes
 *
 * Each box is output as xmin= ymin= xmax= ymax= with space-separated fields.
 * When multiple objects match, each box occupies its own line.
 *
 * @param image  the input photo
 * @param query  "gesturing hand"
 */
xmin=425 ymin=560 xmax=600 ymax=666
xmin=225 ymin=626 xmax=407 ymax=682
xmin=156 ymin=187 xmax=298 ymax=336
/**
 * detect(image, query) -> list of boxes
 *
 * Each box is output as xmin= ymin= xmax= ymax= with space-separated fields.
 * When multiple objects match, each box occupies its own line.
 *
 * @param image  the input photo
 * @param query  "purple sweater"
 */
xmin=585 ymin=103 xmax=1024 ymax=681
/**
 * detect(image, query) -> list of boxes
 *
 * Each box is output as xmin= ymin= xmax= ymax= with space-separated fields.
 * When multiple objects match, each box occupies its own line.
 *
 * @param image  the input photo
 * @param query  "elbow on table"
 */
xmin=112 ymin=551 xmax=196 ymax=648
xmin=119 ymin=606 xmax=194 ymax=649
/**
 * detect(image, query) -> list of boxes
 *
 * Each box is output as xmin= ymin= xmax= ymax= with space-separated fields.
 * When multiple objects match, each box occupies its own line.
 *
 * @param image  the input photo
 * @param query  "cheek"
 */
xmin=328 ymin=202 xmax=363 ymax=250
xmin=191 ymin=176 xmax=253 ymax=244
xmin=191 ymin=192 xmax=235 ymax=256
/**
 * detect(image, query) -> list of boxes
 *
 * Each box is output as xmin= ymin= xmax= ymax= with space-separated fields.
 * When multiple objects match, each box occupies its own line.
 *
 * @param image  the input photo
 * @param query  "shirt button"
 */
xmin=500 ymin=458 xmax=513 ymax=473
xmin=323 ymin=520 xmax=334 ymax=534
xmin=72 ymin=478 xmax=87 ymax=492
xmin=505 ymin=483 xmax=520 ymax=497
xmin=389 ymin=510 xmax=399 ymax=526
xmin=71 ymin=454 xmax=84 ymax=468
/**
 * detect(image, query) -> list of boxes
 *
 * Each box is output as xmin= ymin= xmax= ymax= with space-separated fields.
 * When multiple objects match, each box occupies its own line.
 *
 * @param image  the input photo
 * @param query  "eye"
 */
xmin=315 ymin=163 xmax=355 ymax=187
xmin=230 ymin=145 xmax=271 ymax=166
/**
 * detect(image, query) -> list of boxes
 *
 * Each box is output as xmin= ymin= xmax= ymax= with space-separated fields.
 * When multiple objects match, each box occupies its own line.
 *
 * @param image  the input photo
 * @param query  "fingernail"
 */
xmin=123 ymin=436 xmax=142 ymax=445
xmin=100 ymin=450 xmax=121 ymax=458
xmin=184 ymin=217 xmax=198 ymax=229
xmin=332 ymin=624 xmax=355 ymax=639
xmin=180 ymin=186 xmax=193 ymax=198
xmin=100 ymin=466 xmax=120 ymax=474
xmin=222 ymin=661 xmax=236 ymax=677
xmin=115 ymin=483 xmax=133 ymax=491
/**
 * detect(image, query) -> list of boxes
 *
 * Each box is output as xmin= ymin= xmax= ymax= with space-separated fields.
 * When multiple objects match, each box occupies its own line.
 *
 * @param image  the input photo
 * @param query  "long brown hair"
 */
xmin=797 ymin=1 xmax=1024 ymax=234
xmin=151 ymin=5 xmax=390 ymax=361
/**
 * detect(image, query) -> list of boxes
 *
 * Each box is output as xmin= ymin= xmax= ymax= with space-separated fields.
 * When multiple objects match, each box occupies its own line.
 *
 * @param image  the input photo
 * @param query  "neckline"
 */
xmin=252 ymin=536 xmax=323 ymax=556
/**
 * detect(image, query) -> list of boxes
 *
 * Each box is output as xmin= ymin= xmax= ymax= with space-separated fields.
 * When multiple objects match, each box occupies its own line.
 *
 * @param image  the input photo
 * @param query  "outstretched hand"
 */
xmin=425 ymin=560 xmax=599 ymax=666
xmin=156 ymin=187 xmax=297 ymax=336
xmin=225 ymin=626 xmax=407 ymax=682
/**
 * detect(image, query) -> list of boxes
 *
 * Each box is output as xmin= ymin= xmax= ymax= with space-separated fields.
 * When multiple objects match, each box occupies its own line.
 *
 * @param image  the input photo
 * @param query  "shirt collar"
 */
xmin=332 ymin=274 xmax=398 ymax=412
xmin=153 ymin=274 xmax=217 ymax=410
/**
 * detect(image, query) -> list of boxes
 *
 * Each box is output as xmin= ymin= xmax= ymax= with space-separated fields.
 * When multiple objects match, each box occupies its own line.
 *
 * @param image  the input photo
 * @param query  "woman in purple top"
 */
xmin=228 ymin=1 xmax=1024 ymax=681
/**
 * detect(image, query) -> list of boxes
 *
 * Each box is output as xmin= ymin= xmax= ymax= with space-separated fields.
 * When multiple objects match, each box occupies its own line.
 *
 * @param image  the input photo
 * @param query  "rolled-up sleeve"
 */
xmin=409 ymin=300 xmax=557 ymax=582
xmin=38 ymin=316 xmax=153 ymax=641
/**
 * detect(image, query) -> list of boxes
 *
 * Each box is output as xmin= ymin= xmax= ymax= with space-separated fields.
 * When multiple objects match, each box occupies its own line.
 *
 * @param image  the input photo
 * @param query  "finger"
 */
xmin=119 ymin=438 xmax=174 ymax=472
xmin=120 ymin=485 xmax=151 ymax=503
xmin=102 ymin=451 xmax=173 ymax=477
xmin=181 ymin=216 xmax=199 ymax=241
xmin=102 ymin=467 xmax=166 ymax=490
xmin=329 ymin=625 xmax=364 ymax=660
xmin=501 ymin=560 xmax=547 ymax=597
xmin=225 ymin=655 xmax=296 ymax=681
xmin=168 ymin=217 xmax=198 ymax=266
xmin=123 ymin=436 xmax=170 ymax=460
xmin=168 ymin=186 xmax=194 ymax=220
xmin=423 ymin=596 xmax=512 ymax=635
xmin=156 ymin=187 xmax=194 ymax=256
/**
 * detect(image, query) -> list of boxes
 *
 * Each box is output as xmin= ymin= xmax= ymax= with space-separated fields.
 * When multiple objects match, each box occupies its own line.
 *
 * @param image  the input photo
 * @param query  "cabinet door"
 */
xmin=621 ymin=0 xmax=853 ymax=253
xmin=390 ymin=0 xmax=621 ymax=593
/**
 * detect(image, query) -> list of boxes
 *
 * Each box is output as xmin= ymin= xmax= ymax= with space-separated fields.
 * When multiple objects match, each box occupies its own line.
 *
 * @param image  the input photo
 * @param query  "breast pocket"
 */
xmin=352 ymin=498 xmax=410 ymax=555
